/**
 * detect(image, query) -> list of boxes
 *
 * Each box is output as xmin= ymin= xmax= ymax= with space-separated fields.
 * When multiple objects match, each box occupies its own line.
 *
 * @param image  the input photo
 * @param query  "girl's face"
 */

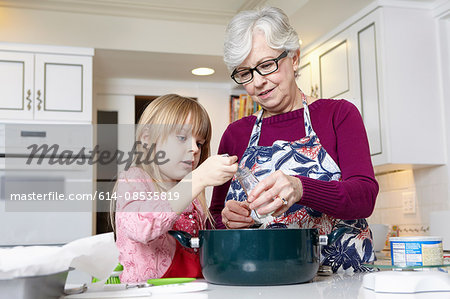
xmin=239 ymin=31 xmax=300 ymax=115
xmin=156 ymin=115 xmax=205 ymax=183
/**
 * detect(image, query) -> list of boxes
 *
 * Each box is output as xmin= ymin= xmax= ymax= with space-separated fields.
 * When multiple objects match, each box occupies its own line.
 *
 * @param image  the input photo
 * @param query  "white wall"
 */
xmin=0 ymin=6 xmax=225 ymax=56
xmin=94 ymin=78 xmax=234 ymax=203
xmin=368 ymin=167 xmax=449 ymax=236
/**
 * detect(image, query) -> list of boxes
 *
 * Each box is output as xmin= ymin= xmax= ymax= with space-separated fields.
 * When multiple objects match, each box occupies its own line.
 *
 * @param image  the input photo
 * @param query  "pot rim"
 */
xmin=201 ymin=228 xmax=319 ymax=232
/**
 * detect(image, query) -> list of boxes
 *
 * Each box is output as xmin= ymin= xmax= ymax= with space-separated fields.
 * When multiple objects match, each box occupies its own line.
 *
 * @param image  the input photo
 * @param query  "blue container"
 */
xmin=390 ymin=236 xmax=443 ymax=267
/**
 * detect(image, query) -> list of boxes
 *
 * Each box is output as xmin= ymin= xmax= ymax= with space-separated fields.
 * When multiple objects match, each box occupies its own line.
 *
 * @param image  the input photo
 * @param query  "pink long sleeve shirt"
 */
xmin=115 ymin=167 xmax=205 ymax=283
xmin=210 ymin=99 xmax=379 ymax=228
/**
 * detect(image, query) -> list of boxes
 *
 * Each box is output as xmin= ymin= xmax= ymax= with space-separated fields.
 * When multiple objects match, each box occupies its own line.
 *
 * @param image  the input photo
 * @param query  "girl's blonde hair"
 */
xmin=135 ymin=94 xmax=211 ymax=183
xmin=110 ymin=94 xmax=214 ymax=232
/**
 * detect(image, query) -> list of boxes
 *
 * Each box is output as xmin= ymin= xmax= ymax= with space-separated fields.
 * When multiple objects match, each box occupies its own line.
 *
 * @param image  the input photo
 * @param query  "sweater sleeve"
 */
xmin=208 ymin=118 xmax=253 ymax=229
xmin=298 ymin=101 xmax=379 ymax=219
xmin=209 ymin=127 xmax=234 ymax=229
xmin=115 ymin=168 xmax=179 ymax=243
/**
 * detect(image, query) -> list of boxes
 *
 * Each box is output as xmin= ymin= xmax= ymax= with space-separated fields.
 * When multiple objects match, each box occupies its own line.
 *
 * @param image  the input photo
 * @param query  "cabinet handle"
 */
xmin=21 ymin=130 xmax=46 ymax=137
xmin=36 ymin=90 xmax=42 ymax=111
xmin=26 ymin=89 xmax=32 ymax=110
xmin=312 ymin=84 xmax=319 ymax=98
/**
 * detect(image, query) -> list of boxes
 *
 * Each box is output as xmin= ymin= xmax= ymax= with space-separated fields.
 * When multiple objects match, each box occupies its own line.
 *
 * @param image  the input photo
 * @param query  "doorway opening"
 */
xmin=135 ymin=95 xmax=158 ymax=123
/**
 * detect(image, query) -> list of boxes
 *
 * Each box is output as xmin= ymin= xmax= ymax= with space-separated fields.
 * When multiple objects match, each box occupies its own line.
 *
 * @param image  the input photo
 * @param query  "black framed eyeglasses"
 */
xmin=231 ymin=50 xmax=288 ymax=84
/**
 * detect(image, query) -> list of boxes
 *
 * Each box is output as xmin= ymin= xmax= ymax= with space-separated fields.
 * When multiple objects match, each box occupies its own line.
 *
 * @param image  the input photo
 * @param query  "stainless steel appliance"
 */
xmin=0 ymin=123 xmax=93 ymax=246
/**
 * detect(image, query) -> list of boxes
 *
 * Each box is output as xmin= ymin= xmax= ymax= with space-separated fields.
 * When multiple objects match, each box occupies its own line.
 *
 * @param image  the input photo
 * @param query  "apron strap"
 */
xmin=301 ymin=92 xmax=316 ymax=136
xmin=247 ymin=110 xmax=264 ymax=147
xmin=247 ymin=91 xmax=316 ymax=147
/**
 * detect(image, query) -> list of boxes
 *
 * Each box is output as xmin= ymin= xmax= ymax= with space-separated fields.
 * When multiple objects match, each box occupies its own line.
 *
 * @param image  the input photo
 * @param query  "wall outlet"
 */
xmin=402 ymin=191 xmax=416 ymax=214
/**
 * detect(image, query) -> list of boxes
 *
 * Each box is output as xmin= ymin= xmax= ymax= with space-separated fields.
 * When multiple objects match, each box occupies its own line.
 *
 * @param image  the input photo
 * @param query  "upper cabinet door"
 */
xmin=318 ymin=29 xmax=361 ymax=111
xmin=357 ymin=22 xmax=382 ymax=157
xmin=319 ymin=40 xmax=350 ymax=99
xmin=0 ymin=52 xmax=34 ymax=120
xmin=298 ymin=60 xmax=313 ymax=96
xmin=299 ymin=28 xmax=361 ymax=111
xmin=34 ymin=54 xmax=92 ymax=122
xmin=298 ymin=52 xmax=319 ymax=98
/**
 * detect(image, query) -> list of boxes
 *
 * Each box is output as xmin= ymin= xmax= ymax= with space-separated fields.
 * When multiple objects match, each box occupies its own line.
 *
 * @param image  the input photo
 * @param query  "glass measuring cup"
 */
xmin=235 ymin=167 xmax=274 ymax=228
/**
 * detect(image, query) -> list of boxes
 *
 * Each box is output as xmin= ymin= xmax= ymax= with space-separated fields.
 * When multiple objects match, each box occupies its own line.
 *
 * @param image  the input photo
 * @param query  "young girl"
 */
xmin=113 ymin=94 xmax=237 ymax=283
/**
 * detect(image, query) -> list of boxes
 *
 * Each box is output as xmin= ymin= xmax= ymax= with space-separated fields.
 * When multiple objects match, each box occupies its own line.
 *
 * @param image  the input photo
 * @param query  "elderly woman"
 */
xmin=209 ymin=7 xmax=379 ymax=272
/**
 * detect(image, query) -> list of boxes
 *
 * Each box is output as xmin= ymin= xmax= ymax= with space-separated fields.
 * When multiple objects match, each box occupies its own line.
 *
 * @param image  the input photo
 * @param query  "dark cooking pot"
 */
xmin=169 ymin=227 xmax=349 ymax=285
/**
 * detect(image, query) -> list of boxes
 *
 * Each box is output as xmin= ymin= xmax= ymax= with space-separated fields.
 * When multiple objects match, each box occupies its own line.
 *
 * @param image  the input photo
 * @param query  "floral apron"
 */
xmin=225 ymin=93 xmax=374 ymax=272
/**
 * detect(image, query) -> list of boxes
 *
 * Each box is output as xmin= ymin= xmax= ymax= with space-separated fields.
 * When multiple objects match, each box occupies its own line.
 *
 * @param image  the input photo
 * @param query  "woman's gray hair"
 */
xmin=224 ymin=6 xmax=300 ymax=75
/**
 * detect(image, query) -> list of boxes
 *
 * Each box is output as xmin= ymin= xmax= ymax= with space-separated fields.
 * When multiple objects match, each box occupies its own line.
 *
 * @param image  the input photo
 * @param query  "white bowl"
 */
xmin=370 ymin=224 xmax=389 ymax=252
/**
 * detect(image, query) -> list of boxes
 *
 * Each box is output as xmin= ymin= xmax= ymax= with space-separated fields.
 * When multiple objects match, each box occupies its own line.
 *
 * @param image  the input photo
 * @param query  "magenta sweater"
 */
xmin=210 ymin=99 xmax=379 ymax=229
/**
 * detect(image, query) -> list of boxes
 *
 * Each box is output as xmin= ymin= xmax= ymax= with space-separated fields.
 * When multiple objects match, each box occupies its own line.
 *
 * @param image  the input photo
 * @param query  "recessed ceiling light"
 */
xmin=192 ymin=67 xmax=215 ymax=76
xmin=299 ymin=39 xmax=303 ymax=45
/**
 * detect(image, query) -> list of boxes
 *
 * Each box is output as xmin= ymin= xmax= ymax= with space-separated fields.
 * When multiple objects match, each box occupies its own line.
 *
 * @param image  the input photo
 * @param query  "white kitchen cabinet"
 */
xmin=0 ymin=123 xmax=94 ymax=246
xmin=0 ymin=52 xmax=34 ymax=120
xmin=298 ymin=28 xmax=361 ymax=111
xmin=298 ymin=52 xmax=317 ymax=98
xmin=298 ymin=4 xmax=446 ymax=170
xmin=0 ymin=43 xmax=93 ymax=122
xmin=357 ymin=22 xmax=382 ymax=157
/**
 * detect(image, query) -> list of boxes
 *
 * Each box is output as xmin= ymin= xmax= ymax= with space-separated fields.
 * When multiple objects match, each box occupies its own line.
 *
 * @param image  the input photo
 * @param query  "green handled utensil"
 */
xmin=93 ymin=264 xmax=196 ymax=286
xmin=101 ymin=277 xmax=197 ymax=292
xmin=147 ymin=277 xmax=196 ymax=286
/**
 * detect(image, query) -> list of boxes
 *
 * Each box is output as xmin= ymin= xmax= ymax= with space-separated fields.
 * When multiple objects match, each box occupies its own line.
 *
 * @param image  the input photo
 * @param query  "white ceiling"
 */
xmin=93 ymin=0 xmax=375 ymax=84
xmin=93 ymin=49 xmax=235 ymax=84
xmin=0 ymin=0 xmax=307 ymax=25
xmin=2 ymin=0 xmax=439 ymax=84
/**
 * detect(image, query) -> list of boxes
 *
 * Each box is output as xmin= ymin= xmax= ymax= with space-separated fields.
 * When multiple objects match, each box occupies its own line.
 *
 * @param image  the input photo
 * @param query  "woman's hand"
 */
xmin=221 ymin=200 xmax=254 ymax=229
xmin=247 ymin=170 xmax=303 ymax=217
xmin=193 ymin=154 xmax=238 ymax=189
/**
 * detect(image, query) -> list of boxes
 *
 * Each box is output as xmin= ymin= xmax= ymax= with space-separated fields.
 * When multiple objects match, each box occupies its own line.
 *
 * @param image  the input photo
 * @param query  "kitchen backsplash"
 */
xmin=368 ymin=165 xmax=450 ymax=236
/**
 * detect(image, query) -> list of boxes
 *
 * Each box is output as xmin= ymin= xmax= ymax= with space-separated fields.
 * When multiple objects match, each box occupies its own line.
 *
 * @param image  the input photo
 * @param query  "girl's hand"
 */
xmin=247 ymin=170 xmax=303 ymax=217
xmin=193 ymin=154 xmax=238 ymax=188
xmin=221 ymin=200 xmax=254 ymax=229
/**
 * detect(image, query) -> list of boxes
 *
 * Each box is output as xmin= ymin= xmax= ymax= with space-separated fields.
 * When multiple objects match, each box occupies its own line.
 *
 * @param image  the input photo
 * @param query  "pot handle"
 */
xmin=168 ymin=230 xmax=200 ymax=249
xmin=319 ymin=226 xmax=354 ymax=246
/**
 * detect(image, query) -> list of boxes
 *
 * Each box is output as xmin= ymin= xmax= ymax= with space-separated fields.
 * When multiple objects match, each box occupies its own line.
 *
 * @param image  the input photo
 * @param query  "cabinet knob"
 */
xmin=26 ymin=89 xmax=32 ymax=110
xmin=313 ymin=84 xmax=319 ymax=98
xmin=36 ymin=89 xmax=42 ymax=111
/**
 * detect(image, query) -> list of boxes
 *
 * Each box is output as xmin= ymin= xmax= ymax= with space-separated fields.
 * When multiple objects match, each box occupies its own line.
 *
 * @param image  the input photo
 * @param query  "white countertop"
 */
xmin=204 ymin=273 xmax=365 ymax=299
xmin=204 ymin=272 xmax=450 ymax=299
xmin=64 ymin=271 xmax=450 ymax=299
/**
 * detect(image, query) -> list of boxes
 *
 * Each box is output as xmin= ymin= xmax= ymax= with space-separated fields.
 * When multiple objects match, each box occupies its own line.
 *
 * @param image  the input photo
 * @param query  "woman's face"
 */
xmin=239 ymin=31 xmax=300 ymax=115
